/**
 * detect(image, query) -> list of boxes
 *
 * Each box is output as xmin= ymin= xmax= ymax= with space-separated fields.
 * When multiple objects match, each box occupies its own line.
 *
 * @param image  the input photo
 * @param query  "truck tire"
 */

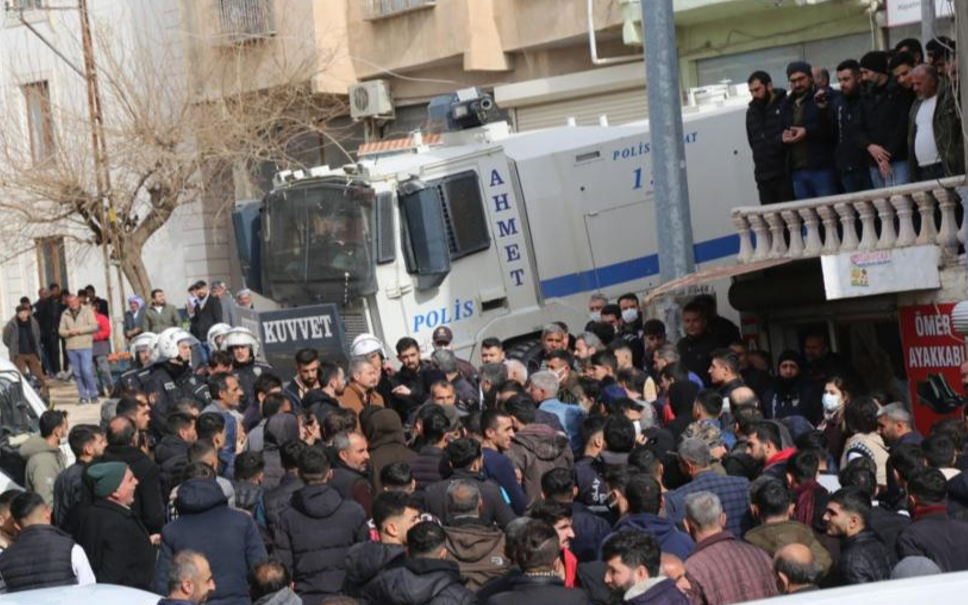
xmin=504 ymin=337 xmax=542 ymax=368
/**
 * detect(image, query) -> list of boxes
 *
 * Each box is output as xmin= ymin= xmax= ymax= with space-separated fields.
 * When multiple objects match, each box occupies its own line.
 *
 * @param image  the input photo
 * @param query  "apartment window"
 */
xmin=364 ymin=0 xmax=436 ymax=21
xmin=23 ymin=81 xmax=55 ymax=164
xmin=217 ymin=0 xmax=275 ymax=41
xmin=36 ymin=237 xmax=68 ymax=290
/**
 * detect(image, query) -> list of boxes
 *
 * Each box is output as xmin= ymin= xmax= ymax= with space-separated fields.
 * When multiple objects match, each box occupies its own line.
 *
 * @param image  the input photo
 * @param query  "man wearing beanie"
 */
xmin=76 ymin=461 xmax=156 ymax=590
xmin=762 ymin=351 xmax=823 ymax=424
xmin=857 ymin=50 xmax=915 ymax=188
xmin=779 ymin=61 xmax=838 ymax=200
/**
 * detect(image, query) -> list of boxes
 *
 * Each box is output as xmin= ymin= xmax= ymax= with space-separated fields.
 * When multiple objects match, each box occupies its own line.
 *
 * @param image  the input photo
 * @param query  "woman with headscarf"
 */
xmin=123 ymin=295 xmax=145 ymax=341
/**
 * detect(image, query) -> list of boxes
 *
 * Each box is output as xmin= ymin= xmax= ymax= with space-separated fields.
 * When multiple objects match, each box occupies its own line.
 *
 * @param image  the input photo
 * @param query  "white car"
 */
xmin=742 ymin=570 xmax=968 ymax=604
xmin=0 ymin=358 xmax=73 ymax=488
xmin=0 ymin=583 xmax=160 ymax=604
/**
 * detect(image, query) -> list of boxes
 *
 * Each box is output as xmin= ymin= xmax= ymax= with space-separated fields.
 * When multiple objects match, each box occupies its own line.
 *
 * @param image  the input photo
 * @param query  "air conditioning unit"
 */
xmin=349 ymin=81 xmax=395 ymax=120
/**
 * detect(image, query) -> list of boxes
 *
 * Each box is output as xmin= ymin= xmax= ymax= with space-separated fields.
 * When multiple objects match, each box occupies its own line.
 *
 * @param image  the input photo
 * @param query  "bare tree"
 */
xmin=0 ymin=16 xmax=348 ymax=299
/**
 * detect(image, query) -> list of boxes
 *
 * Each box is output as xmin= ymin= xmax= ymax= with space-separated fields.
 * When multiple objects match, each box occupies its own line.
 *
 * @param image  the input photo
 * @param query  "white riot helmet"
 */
xmin=155 ymin=327 xmax=199 ymax=363
xmin=207 ymin=323 xmax=233 ymax=352
xmin=222 ymin=326 xmax=261 ymax=358
xmin=351 ymin=333 xmax=385 ymax=358
xmin=129 ymin=332 xmax=158 ymax=366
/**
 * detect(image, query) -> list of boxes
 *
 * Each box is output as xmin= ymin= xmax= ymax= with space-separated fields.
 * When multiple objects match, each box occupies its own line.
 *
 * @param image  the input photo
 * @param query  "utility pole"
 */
xmin=640 ymin=0 xmax=695 ymax=337
xmin=78 ymin=0 xmax=124 ymax=348
xmin=957 ymin=0 xmax=968 ymax=301
xmin=922 ymin=0 xmax=937 ymax=46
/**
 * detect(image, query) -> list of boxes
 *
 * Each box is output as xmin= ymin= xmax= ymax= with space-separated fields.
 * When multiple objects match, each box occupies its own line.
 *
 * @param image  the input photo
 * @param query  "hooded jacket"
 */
xmin=261 ymin=414 xmax=300 ymax=490
xmin=343 ymin=541 xmax=406 ymax=601
xmin=508 ymin=424 xmax=574 ymax=506
xmin=252 ymin=588 xmax=303 ymax=605
xmin=604 ymin=513 xmax=695 ymax=561
xmin=362 ymin=407 xmax=417 ymax=492
xmin=20 ymin=434 xmax=66 ymax=506
xmin=155 ymin=434 xmax=191 ymax=500
xmin=363 ymin=556 xmax=477 ymax=605
xmin=443 ymin=517 xmax=510 ymax=590
xmin=155 ymin=479 xmax=267 ymax=605
xmin=273 ymin=483 xmax=369 ymax=605
xmin=263 ymin=472 xmax=303 ymax=531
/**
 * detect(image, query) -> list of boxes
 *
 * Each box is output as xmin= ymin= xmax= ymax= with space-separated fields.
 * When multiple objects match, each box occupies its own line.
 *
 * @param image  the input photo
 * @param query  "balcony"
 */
xmin=731 ymin=177 xmax=966 ymax=264
xmin=215 ymin=0 xmax=275 ymax=44
xmin=364 ymin=0 xmax=436 ymax=21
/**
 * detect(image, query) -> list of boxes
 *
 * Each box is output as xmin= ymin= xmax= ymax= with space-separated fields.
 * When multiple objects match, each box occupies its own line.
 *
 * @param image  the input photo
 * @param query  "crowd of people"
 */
xmin=1 ymin=290 xmax=968 ymax=605
xmin=746 ymin=36 xmax=963 ymax=204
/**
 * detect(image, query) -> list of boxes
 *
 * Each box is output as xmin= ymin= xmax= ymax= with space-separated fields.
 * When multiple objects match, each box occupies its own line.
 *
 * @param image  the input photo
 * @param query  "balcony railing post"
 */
xmin=748 ymin=214 xmax=772 ymax=261
xmin=933 ymin=187 xmax=961 ymax=255
xmin=872 ymin=197 xmax=897 ymax=249
xmin=834 ymin=202 xmax=859 ymax=251
xmin=892 ymin=194 xmax=917 ymax=246
xmin=781 ymin=210 xmax=804 ymax=257
xmin=799 ymin=207 xmax=823 ymax=256
xmin=732 ymin=213 xmax=754 ymax=263
xmin=912 ymin=190 xmax=939 ymax=245
xmin=817 ymin=206 xmax=841 ymax=254
xmin=765 ymin=212 xmax=788 ymax=258
xmin=857 ymin=200 xmax=878 ymax=251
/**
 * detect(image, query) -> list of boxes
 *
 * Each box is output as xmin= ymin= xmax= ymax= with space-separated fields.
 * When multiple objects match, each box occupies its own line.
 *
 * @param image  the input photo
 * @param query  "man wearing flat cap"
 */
xmin=76 ymin=461 xmax=156 ymax=590
xmin=779 ymin=61 xmax=839 ymax=201
xmin=857 ymin=50 xmax=915 ymax=188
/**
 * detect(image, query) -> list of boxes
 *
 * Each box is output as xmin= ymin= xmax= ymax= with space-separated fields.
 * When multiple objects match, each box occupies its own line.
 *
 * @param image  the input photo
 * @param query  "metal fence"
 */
xmin=217 ymin=0 xmax=275 ymax=42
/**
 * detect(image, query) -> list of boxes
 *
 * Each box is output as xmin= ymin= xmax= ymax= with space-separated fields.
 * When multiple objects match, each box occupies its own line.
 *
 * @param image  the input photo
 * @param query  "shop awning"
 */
xmin=642 ymin=257 xmax=795 ymax=304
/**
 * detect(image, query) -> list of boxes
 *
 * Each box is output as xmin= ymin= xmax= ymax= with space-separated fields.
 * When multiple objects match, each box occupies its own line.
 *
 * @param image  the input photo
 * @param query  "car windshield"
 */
xmin=0 ymin=371 xmax=38 ymax=435
xmin=264 ymin=182 xmax=376 ymax=301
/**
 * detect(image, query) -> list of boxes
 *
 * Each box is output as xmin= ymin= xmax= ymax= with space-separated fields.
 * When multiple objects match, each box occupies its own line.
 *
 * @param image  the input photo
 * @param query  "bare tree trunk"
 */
xmin=119 ymin=241 xmax=152 ymax=300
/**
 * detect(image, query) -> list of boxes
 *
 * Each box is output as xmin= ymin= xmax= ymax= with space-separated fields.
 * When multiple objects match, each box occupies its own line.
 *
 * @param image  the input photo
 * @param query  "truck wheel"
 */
xmin=505 ymin=338 xmax=542 ymax=367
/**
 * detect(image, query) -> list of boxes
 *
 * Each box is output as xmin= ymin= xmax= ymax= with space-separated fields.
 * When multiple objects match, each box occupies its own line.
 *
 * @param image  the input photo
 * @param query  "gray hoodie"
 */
xmin=253 ymin=588 xmax=303 ymax=605
xmin=20 ymin=434 xmax=65 ymax=506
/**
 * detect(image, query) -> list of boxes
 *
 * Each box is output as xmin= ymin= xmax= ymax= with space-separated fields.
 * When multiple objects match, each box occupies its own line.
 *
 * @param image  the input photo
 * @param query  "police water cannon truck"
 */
xmin=232 ymin=85 xmax=757 ymax=366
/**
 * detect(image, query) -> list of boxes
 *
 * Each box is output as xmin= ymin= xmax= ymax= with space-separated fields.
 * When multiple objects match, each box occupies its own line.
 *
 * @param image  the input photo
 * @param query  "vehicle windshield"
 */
xmin=0 ymin=371 xmax=38 ymax=436
xmin=264 ymin=182 xmax=376 ymax=302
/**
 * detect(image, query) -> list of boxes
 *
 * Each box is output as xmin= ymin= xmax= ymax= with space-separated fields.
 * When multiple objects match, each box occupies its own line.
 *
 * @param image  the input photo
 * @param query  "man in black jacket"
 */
xmin=343 ymin=491 xmax=417 ymax=599
xmin=389 ymin=337 xmax=441 ymax=417
xmin=364 ymin=521 xmax=477 ymax=605
xmin=676 ymin=302 xmax=719 ymax=387
xmin=779 ymin=61 xmax=838 ymax=200
xmin=273 ymin=447 xmax=369 ymax=605
xmin=834 ymin=60 xmax=873 ymax=192
xmin=77 ymin=462 xmax=155 ymax=589
xmin=486 ymin=520 xmax=589 ymax=605
xmin=53 ymin=424 xmax=105 ymax=530
xmin=823 ymin=487 xmax=892 ymax=585
xmin=424 ymin=438 xmax=517 ymax=529
xmin=330 ymin=430 xmax=374 ymax=517
xmin=746 ymin=71 xmax=793 ymax=205
xmin=541 ymin=467 xmax=611 ymax=564
xmin=857 ymin=50 xmax=915 ymax=188
xmin=896 ymin=468 xmax=968 ymax=571
xmin=101 ymin=415 xmax=166 ymax=534
xmin=189 ymin=280 xmax=223 ymax=354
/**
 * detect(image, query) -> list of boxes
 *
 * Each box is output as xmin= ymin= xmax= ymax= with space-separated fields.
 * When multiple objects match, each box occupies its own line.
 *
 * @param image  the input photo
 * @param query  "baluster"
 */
xmin=872 ymin=197 xmax=897 ymax=249
xmin=799 ymin=207 xmax=823 ymax=256
xmin=892 ymin=194 xmax=917 ymax=247
xmin=912 ymin=190 xmax=938 ymax=245
xmin=934 ymin=188 xmax=960 ymax=255
xmin=835 ymin=202 xmax=859 ymax=251
xmin=817 ymin=205 xmax=841 ymax=254
xmin=765 ymin=212 xmax=788 ymax=258
xmin=781 ymin=210 xmax=804 ymax=257
xmin=857 ymin=201 xmax=878 ymax=251
xmin=748 ymin=214 xmax=772 ymax=261
xmin=732 ymin=214 xmax=754 ymax=263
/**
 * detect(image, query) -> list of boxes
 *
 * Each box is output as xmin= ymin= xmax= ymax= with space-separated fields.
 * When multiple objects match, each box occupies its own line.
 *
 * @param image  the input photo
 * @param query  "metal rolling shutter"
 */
xmin=513 ymin=87 xmax=649 ymax=132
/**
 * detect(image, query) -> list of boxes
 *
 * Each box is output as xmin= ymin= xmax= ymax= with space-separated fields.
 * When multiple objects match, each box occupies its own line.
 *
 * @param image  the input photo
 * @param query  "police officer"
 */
xmin=223 ymin=326 xmax=273 ymax=415
xmin=112 ymin=332 xmax=157 ymax=396
xmin=143 ymin=328 xmax=212 ymax=439
xmin=207 ymin=323 xmax=232 ymax=355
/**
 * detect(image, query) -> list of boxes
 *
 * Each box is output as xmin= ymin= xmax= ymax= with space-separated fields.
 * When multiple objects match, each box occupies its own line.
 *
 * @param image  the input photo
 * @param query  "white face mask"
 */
xmin=822 ymin=393 xmax=841 ymax=412
xmin=589 ymin=311 xmax=602 ymax=323
xmin=621 ymin=308 xmax=639 ymax=324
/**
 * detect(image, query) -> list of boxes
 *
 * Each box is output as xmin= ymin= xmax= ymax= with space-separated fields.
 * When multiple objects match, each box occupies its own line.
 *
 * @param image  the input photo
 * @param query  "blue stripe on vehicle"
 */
xmin=538 ymin=234 xmax=740 ymax=299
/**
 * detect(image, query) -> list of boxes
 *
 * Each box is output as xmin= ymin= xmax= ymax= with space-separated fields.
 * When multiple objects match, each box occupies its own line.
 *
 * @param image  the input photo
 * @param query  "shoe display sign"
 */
xmin=899 ymin=304 xmax=967 ymax=431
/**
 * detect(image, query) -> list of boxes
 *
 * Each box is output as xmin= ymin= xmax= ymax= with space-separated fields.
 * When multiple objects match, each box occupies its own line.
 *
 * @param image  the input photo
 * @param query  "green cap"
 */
xmin=86 ymin=462 xmax=128 ymax=498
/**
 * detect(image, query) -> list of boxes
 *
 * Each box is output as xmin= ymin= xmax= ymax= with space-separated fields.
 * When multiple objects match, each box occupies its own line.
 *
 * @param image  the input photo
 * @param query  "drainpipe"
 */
xmin=587 ymin=0 xmax=640 ymax=66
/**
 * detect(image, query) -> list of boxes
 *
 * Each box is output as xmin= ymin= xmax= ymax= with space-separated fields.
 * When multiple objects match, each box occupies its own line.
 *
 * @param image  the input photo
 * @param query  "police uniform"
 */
xmin=232 ymin=359 xmax=274 ymax=413
xmin=143 ymin=362 xmax=212 ymax=438
xmin=113 ymin=366 xmax=153 ymax=397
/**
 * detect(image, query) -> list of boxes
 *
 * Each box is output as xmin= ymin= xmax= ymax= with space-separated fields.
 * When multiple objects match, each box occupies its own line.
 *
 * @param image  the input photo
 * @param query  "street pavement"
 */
xmin=48 ymin=377 xmax=102 ymax=426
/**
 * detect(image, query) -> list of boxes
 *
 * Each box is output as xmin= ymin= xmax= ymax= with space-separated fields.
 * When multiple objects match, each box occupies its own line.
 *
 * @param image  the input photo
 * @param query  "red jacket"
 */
xmin=93 ymin=313 xmax=111 ymax=342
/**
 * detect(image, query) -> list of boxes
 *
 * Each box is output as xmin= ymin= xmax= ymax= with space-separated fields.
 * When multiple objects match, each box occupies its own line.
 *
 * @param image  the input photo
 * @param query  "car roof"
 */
xmin=0 ymin=583 xmax=160 ymax=604
xmin=741 ymin=571 xmax=968 ymax=604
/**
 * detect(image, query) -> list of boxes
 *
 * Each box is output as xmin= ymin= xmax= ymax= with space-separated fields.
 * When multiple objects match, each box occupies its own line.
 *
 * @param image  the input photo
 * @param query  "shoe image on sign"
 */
xmin=916 ymin=373 xmax=966 ymax=415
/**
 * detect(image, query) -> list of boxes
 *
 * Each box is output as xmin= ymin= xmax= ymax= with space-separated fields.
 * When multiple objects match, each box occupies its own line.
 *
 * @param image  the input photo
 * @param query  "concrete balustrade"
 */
xmin=731 ymin=176 xmax=967 ymax=263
